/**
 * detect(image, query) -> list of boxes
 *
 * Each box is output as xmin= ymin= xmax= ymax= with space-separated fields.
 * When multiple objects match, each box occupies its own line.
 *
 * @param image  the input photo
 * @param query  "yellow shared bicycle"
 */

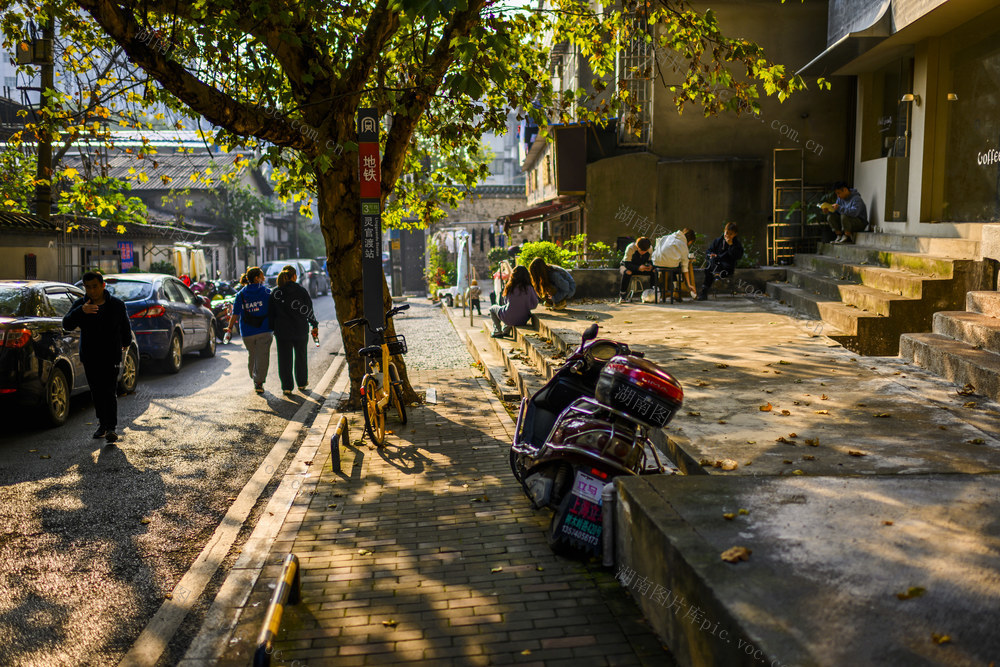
xmin=345 ymin=304 xmax=409 ymax=447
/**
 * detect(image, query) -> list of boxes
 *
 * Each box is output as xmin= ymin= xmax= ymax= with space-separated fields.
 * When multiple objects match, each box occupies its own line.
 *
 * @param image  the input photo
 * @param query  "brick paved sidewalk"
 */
xmin=217 ymin=315 xmax=671 ymax=665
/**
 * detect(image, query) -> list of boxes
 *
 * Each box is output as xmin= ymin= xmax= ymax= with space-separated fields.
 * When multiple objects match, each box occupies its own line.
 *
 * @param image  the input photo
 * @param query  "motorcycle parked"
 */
xmin=510 ymin=323 xmax=683 ymax=559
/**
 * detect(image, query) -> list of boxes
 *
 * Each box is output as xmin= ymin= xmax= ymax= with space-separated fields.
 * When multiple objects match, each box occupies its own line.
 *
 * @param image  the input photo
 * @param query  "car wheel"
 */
xmin=200 ymin=327 xmax=217 ymax=358
xmin=163 ymin=332 xmax=183 ymax=373
xmin=118 ymin=346 xmax=139 ymax=394
xmin=43 ymin=367 xmax=71 ymax=427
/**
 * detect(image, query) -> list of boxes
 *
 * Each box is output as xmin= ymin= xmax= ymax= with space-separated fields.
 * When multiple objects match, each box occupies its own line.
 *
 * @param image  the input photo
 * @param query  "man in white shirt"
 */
xmin=651 ymin=228 xmax=698 ymax=299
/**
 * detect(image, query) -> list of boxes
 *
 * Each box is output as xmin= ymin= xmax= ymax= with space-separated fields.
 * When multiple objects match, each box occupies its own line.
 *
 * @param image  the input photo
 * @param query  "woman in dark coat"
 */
xmin=268 ymin=265 xmax=319 ymax=395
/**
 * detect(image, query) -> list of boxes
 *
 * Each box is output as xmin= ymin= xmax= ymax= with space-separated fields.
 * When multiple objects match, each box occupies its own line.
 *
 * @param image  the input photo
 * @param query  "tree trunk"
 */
xmin=316 ymin=165 xmax=421 ymax=409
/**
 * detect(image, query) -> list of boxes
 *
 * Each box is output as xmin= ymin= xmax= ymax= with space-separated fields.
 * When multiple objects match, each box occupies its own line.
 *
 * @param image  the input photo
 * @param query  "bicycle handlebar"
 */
xmin=344 ymin=303 xmax=410 ymax=333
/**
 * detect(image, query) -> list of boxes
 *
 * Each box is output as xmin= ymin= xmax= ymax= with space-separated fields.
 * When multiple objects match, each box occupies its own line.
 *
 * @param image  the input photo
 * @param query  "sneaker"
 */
xmin=697 ymin=290 xmax=709 ymax=301
xmin=298 ymin=386 xmax=308 ymax=392
xmin=832 ymin=235 xmax=844 ymax=244
xmin=841 ymin=235 xmax=854 ymax=244
xmin=254 ymin=383 xmax=264 ymax=394
xmin=618 ymin=292 xmax=629 ymax=304
xmin=283 ymin=389 xmax=293 ymax=396
xmin=491 ymin=331 xmax=506 ymax=338
xmin=104 ymin=431 xmax=118 ymax=444
xmin=553 ymin=299 xmax=567 ymax=310
xmin=92 ymin=427 xmax=108 ymax=439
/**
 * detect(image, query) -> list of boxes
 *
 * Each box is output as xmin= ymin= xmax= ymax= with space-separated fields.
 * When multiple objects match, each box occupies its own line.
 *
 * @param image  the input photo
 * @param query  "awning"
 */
xmin=797 ymin=1 xmax=892 ymax=77
xmin=498 ymin=197 xmax=582 ymax=235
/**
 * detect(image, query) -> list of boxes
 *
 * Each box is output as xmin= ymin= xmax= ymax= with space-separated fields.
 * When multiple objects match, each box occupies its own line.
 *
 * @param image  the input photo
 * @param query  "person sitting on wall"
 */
xmin=651 ymin=228 xmax=698 ymax=301
xmin=490 ymin=265 xmax=538 ymax=338
xmin=825 ymin=181 xmax=868 ymax=245
xmin=618 ymin=236 xmax=654 ymax=303
xmin=528 ymin=257 xmax=576 ymax=310
xmin=698 ymin=222 xmax=744 ymax=301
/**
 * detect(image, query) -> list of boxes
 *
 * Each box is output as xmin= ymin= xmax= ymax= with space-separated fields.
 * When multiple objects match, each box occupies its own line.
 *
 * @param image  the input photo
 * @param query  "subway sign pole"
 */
xmin=358 ymin=109 xmax=384 ymax=345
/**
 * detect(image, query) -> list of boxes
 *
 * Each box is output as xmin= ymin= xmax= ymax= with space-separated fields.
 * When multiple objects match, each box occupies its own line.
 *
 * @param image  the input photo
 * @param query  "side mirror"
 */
xmin=582 ymin=323 xmax=599 ymax=344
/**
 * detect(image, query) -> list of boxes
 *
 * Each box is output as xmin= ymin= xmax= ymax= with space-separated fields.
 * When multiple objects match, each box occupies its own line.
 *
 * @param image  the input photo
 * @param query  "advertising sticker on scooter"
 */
xmin=552 ymin=469 xmax=607 ymax=553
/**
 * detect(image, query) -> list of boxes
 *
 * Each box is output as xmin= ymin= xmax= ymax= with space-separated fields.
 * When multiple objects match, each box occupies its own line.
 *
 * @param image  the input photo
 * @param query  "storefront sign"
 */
xmin=977 ymin=148 xmax=1000 ymax=166
xmin=118 ymin=241 xmax=134 ymax=271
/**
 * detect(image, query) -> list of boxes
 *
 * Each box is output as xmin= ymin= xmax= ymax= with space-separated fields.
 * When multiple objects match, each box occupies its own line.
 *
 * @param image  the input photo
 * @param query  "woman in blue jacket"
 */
xmin=528 ymin=257 xmax=576 ymax=310
xmin=227 ymin=266 xmax=273 ymax=394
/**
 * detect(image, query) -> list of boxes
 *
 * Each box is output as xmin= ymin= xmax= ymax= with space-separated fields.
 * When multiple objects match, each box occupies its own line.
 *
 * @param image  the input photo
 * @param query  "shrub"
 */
xmin=149 ymin=260 xmax=175 ymax=275
xmin=517 ymin=241 xmax=572 ymax=268
xmin=487 ymin=246 xmax=509 ymax=273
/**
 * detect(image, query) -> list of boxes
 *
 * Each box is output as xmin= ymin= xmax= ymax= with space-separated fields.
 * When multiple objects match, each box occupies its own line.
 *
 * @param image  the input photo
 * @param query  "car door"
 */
xmin=45 ymin=287 xmax=86 ymax=391
xmin=162 ymin=278 xmax=199 ymax=352
xmin=176 ymin=280 xmax=209 ymax=349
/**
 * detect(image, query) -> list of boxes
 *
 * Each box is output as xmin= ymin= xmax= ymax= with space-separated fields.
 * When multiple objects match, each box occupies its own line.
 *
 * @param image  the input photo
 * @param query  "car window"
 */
xmin=176 ymin=281 xmax=202 ymax=306
xmin=162 ymin=279 xmax=187 ymax=303
xmin=104 ymin=280 xmax=153 ymax=302
xmin=261 ymin=262 xmax=282 ymax=276
xmin=45 ymin=290 xmax=76 ymax=317
xmin=0 ymin=286 xmax=25 ymax=317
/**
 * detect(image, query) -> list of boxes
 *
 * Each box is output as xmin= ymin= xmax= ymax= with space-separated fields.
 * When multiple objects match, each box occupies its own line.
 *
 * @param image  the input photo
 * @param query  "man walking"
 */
xmin=63 ymin=272 xmax=133 ymax=444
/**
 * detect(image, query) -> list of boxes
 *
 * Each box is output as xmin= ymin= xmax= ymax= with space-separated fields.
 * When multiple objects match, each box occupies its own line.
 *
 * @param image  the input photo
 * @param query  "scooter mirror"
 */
xmin=582 ymin=323 xmax=599 ymax=344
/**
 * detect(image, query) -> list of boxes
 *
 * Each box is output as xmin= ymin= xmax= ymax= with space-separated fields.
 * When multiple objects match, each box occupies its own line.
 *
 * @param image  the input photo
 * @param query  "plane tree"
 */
xmin=9 ymin=0 xmax=816 ymax=403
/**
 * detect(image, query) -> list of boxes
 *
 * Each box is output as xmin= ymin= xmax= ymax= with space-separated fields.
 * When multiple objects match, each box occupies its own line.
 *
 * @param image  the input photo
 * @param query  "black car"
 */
xmin=0 ymin=281 xmax=140 ymax=426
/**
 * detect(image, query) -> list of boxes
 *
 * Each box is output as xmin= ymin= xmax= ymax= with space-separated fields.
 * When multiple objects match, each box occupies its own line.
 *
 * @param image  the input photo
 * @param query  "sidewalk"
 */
xmin=211 ymin=302 xmax=670 ymax=666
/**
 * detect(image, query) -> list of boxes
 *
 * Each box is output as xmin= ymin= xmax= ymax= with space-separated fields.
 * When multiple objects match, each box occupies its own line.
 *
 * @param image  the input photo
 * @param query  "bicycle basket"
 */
xmin=386 ymin=334 xmax=407 ymax=355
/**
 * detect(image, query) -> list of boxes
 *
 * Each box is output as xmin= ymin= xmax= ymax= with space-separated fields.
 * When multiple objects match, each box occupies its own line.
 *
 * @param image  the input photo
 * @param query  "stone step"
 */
xmin=854 ymin=232 xmax=980 ymax=259
xmin=785 ymin=267 xmax=932 ymax=317
xmin=795 ymin=253 xmax=951 ymax=299
xmin=967 ymin=291 xmax=1000 ymax=318
xmin=766 ymin=282 xmax=904 ymax=355
xmin=900 ymin=332 xmax=1000 ymax=401
xmin=465 ymin=329 xmax=521 ymax=401
xmin=818 ymin=241 xmax=961 ymax=279
xmin=932 ymin=311 xmax=1000 ymax=355
xmin=481 ymin=322 xmax=547 ymax=399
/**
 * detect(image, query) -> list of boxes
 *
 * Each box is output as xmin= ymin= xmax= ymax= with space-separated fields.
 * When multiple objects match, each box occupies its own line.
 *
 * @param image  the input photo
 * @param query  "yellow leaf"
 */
xmin=931 ymin=633 xmax=951 ymax=645
xmin=723 ymin=513 xmax=735 ymax=520
xmin=63 ymin=167 xmax=80 ymax=179
xmin=814 ymin=409 xmax=830 ymax=415
xmin=721 ymin=546 xmax=751 ymax=563
xmin=759 ymin=403 xmax=772 ymax=412
xmin=896 ymin=586 xmax=926 ymax=600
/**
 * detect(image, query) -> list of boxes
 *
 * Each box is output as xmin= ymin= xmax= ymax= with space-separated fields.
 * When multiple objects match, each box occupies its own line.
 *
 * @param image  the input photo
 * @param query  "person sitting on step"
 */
xmin=489 ymin=265 xmax=538 ymax=338
xmin=698 ymin=222 xmax=744 ymax=301
xmin=826 ymin=181 xmax=868 ymax=245
xmin=618 ymin=236 xmax=655 ymax=303
xmin=528 ymin=257 xmax=576 ymax=310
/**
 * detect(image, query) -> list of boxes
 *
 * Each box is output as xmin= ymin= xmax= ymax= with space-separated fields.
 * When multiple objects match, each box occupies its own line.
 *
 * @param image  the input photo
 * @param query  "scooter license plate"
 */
xmin=573 ymin=471 xmax=604 ymax=505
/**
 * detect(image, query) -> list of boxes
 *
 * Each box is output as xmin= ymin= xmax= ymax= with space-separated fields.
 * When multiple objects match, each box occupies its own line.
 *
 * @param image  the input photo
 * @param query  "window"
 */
xmin=938 ymin=20 xmax=1000 ymax=222
xmin=162 ymin=279 xmax=187 ymax=303
xmin=861 ymin=57 xmax=914 ymax=162
xmin=45 ymin=290 xmax=76 ymax=317
xmin=616 ymin=12 xmax=653 ymax=146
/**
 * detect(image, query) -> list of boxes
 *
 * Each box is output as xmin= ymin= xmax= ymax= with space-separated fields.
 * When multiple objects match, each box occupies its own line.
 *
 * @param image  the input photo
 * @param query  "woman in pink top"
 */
xmin=489 ymin=265 xmax=538 ymax=338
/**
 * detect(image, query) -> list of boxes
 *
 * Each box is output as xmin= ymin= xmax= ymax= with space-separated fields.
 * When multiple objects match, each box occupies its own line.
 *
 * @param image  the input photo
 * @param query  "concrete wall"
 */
xmin=586 ymin=152 xmax=659 ymax=245
xmin=0 ymin=238 xmax=59 ymax=280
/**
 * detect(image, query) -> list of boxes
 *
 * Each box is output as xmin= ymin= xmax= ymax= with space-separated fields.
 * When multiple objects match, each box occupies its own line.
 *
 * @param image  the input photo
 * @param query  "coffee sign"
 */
xmin=977 ymin=148 xmax=1000 ymax=166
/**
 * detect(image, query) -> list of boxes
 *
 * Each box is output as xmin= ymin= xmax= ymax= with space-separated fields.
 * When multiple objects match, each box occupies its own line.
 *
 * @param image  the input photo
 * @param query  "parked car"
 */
xmin=96 ymin=274 xmax=216 ymax=373
xmin=261 ymin=258 xmax=329 ymax=298
xmin=0 ymin=280 xmax=139 ymax=426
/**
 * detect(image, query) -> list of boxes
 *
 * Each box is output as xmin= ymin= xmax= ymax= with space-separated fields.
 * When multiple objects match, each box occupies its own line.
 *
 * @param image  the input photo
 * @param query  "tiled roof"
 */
xmin=64 ymin=150 xmax=259 ymax=193
xmin=0 ymin=211 xmax=58 ymax=231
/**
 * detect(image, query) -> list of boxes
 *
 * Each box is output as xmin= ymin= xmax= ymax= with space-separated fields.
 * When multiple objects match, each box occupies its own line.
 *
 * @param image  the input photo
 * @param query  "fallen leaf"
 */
xmin=723 ymin=513 xmax=736 ymax=520
xmin=28 ymin=449 xmax=37 ymax=453
xmin=140 ymin=518 xmax=151 ymax=525
xmin=721 ymin=546 xmax=752 ymax=563
xmin=327 ymin=504 xmax=338 ymax=508
xmin=814 ymin=409 xmax=830 ymax=415
xmin=856 ymin=403 xmax=867 ymax=407
xmin=699 ymin=458 xmax=713 ymax=466
xmin=778 ymin=360 xmax=791 ymax=365
xmin=164 ymin=593 xmax=173 ymax=600
xmin=775 ymin=437 xmax=795 ymax=444
xmin=938 ymin=425 xmax=947 ymax=430
xmin=695 ymin=380 xmax=710 ymax=387
xmin=793 ymin=401 xmax=801 ymax=406
xmin=358 ymin=549 xmax=373 ymax=556
xmin=883 ymin=520 xmax=894 ymax=526
xmin=804 ymin=438 xmax=820 ymax=447
xmin=743 ymin=460 xmax=753 ymax=466
xmin=782 ymin=459 xmax=793 ymax=464
xmin=716 ymin=363 xmax=729 ymax=368
xmin=688 ymin=411 xmax=701 ymax=416
xmin=963 ymin=402 xmax=977 ymax=408
xmin=873 ymin=413 xmax=891 ymax=418
xmin=759 ymin=403 xmax=773 ymax=412
xmin=968 ymin=438 xmax=985 ymax=445
xmin=746 ymin=440 xmax=756 ymax=444
xmin=39 ymin=454 xmax=51 ymax=459
xmin=896 ymin=586 xmax=926 ymax=600
xmin=847 ymin=450 xmax=867 ymax=457
xmin=536 ymin=566 xmax=544 ymax=571
xmin=738 ymin=508 xmax=749 ymax=515
xmin=780 ymin=410 xmax=791 ymax=416
xmin=791 ymin=469 xmax=805 ymax=475
xmin=382 ymin=619 xmax=398 ymax=628
xmin=490 ymin=566 xmax=503 ymax=573
xmin=521 ymin=649 xmax=533 ymax=655
xmin=802 ymin=455 xmax=816 ymax=461
xmin=931 ymin=633 xmax=951 ymax=645
xmin=717 ymin=420 xmax=728 ymax=424
xmin=821 ymin=394 xmax=829 ymax=400
xmin=717 ymin=459 xmax=738 ymax=471
xmin=788 ymin=433 xmax=798 ymax=438
xmin=958 ymin=383 xmax=976 ymax=396
xmin=623 ymin=321 xmax=632 ymax=324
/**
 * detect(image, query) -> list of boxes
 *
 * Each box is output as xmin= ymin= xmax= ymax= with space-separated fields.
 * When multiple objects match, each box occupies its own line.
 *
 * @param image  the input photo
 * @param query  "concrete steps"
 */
xmin=767 ymin=233 xmax=992 ymax=356
xmin=901 ymin=291 xmax=1000 ymax=401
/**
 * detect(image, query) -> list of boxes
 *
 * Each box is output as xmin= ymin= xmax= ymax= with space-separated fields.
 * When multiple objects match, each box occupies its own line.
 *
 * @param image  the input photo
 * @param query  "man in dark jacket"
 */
xmin=268 ymin=266 xmax=320 ymax=395
xmin=62 ymin=272 xmax=132 ymax=443
xmin=698 ymin=222 xmax=744 ymax=300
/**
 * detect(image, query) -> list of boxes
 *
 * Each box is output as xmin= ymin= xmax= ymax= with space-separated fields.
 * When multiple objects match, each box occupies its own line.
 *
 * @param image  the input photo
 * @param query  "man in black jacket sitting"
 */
xmin=698 ymin=222 xmax=744 ymax=301
xmin=63 ymin=272 xmax=133 ymax=444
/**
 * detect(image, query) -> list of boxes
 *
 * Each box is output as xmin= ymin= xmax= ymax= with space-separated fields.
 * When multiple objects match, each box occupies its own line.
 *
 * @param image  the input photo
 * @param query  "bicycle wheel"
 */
xmin=387 ymin=364 xmax=407 ymax=425
xmin=361 ymin=376 xmax=386 ymax=447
